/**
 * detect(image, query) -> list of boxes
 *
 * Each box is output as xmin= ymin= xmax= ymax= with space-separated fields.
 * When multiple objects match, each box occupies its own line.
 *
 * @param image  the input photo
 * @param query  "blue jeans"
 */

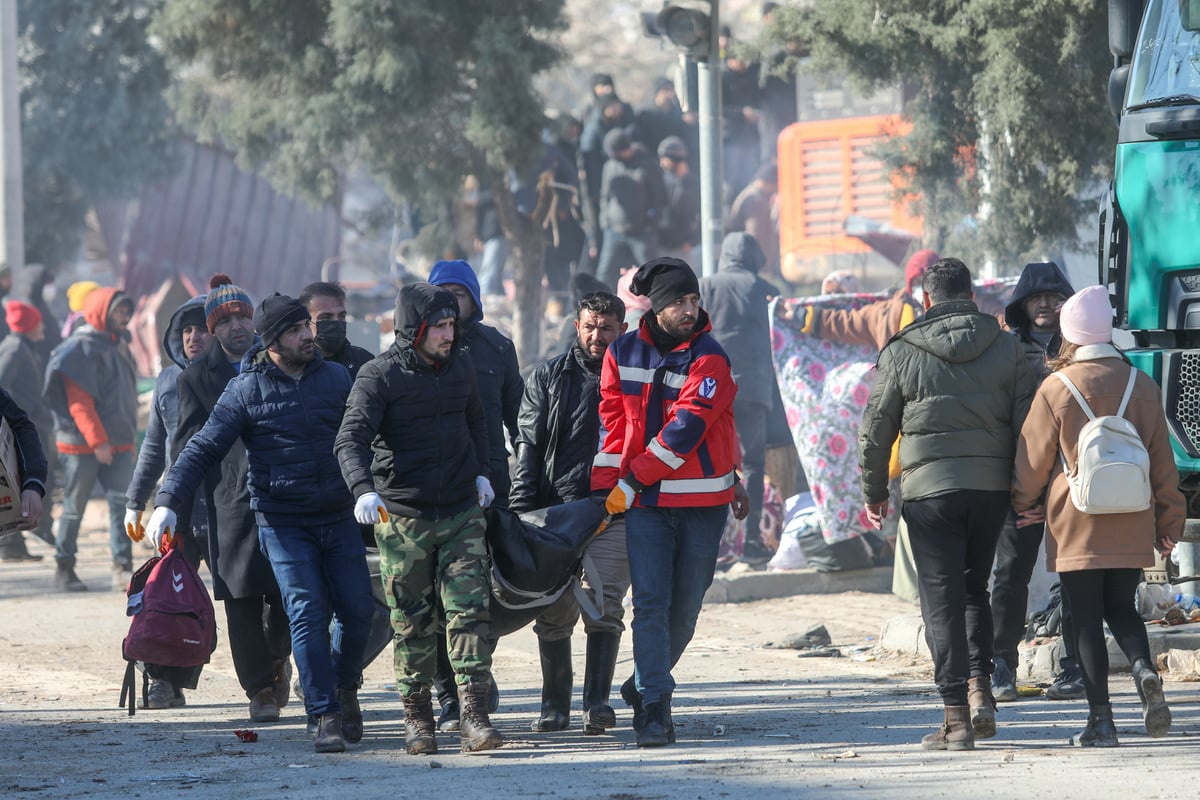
xmin=56 ymin=450 xmax=134 ymax=568
xmin=477 ymin=236 xmax=509 ymax=297
xmin=257 ymin=518 xmax=375 ymax=717
xmin=625 ymin=504 xmax=727 ymax=704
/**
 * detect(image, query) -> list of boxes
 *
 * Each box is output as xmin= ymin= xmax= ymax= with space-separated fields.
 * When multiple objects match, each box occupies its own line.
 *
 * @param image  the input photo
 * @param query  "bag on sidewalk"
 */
xmin=1054 ymin=368 xmax=1152 ymax=515
xmin=118 ymin=536 xmax=217 ymax=716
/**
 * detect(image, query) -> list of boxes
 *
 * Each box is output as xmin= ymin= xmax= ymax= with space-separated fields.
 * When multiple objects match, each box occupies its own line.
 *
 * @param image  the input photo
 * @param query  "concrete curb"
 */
xmin=703 ymin=565 xmax=893 ymax=604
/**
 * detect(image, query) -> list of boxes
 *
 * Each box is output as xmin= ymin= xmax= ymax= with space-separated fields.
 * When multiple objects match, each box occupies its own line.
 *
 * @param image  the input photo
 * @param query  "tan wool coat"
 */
xmin=1012 ymin=345 xmax=1185 ymax=572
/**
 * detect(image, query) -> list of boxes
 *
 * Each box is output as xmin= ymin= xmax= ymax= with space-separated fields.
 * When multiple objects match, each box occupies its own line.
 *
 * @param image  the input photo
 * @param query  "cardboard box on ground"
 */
xmin=0 ymin=418 xmax=22 ymax=532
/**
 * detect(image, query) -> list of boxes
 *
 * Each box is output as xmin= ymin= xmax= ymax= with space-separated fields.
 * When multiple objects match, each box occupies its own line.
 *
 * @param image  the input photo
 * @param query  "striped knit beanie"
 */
xmin=204 ymin=274 xmax=253 ymax=332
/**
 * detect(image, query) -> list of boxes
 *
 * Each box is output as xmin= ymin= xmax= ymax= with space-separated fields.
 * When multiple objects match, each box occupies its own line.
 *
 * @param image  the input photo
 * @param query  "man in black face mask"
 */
xmin=300 ymin=282 xmax=375 ymax=381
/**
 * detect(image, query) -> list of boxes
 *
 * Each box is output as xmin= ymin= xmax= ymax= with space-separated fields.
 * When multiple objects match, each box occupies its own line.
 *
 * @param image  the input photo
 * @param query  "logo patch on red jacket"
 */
xmin=699 ymin=377 xmax=717 ymax=399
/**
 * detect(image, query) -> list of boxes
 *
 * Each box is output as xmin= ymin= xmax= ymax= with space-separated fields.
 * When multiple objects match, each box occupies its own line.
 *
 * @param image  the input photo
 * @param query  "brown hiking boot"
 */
xmin=249 ymin=686 xmax=280 ymax=722
xmin=458 ymin=679 xmax=504 ymax=753
xmin=921 ymin=705 xmax=975 ymax=751
xmin=272 ymin=659 xmax=292 ymax=708
xmin=313 ymin=713 xmax=346 ymax=753
xmin=402 ymin=688 xmax=438 ymax=755
xmin=967 ymin=675 xmax=997 ymax=739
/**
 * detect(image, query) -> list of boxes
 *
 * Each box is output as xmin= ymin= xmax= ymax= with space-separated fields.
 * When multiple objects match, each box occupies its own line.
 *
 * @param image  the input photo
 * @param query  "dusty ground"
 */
xmin=1 ymin=502 xmax=1198 ymax=800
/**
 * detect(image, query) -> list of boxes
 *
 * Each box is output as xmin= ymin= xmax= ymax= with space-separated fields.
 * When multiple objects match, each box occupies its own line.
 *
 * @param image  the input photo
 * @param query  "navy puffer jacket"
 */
xmin=159 ymin=344 xmax=354 ymax=527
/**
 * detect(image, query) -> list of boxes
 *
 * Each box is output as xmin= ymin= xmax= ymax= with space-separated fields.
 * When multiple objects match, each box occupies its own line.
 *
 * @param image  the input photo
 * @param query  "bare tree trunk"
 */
xmin=489 ymin=167 xmax=550 ymax=368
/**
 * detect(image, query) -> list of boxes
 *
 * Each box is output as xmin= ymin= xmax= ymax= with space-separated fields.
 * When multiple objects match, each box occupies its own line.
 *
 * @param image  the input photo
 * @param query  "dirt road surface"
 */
xmin=1 ymin=504 xmax=1198 ymax=799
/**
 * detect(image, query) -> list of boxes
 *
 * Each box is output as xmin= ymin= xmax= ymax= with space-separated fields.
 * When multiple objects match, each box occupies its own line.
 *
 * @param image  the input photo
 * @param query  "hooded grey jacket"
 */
xmin=699 ymin=232 xmax=778 ymax=406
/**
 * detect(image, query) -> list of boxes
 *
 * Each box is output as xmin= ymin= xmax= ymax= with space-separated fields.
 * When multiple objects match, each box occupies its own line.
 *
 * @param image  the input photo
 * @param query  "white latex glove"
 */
xmin=124 ymin=509 xmax=145 ymax=542
xmin=476 ymin=476 xmax=495 ymax=508
xmin=355 ymin=491 xmax=389 ymax=525
xmin=605 ymin=479 xmax=637 ymax=515
xmin=147 ymin=506 xmax=177 ymax=553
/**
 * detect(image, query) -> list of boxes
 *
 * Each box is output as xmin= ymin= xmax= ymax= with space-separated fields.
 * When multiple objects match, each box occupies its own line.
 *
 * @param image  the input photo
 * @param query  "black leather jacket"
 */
xmin=509 ymin=344 xmax=602 ymax=514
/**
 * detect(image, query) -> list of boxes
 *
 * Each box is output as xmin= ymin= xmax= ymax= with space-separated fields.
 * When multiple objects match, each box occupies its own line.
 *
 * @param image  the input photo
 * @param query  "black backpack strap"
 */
xmin=119 ymin=660 xmax=137 ymax=717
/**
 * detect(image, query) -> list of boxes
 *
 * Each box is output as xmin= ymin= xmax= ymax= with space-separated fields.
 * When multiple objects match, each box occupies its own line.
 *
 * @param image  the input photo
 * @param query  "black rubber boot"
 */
xmin=531 ymin=637 xmax=573 ymax=732
xmin=582 ymin=632 xmax=621 ymax=734
xmin=1132 ymin=657 xmax=1171 ymax=738
xmin=636 ymin=694 xmax=674 ymax=748
xmin=1078 ymin=704 xmax=1118 ymax=747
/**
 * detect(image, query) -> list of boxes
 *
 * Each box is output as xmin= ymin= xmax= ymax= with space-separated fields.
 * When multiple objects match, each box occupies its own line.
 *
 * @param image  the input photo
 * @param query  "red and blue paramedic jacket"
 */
xmin=591 ymin=312 xmax=739 ymax=508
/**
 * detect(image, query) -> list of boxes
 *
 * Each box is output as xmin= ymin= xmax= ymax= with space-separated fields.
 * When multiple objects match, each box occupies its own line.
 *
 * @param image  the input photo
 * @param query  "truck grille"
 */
xmin=1173 ymin=351 xmax=1200 ymax=455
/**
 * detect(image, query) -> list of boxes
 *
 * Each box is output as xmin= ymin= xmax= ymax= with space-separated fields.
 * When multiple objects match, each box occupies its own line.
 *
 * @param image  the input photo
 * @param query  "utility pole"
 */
xmin=695 ymin=1 xmax=722 ymax=277
xmin=654 ymin=1 xmax=723 ymax=277
xmin=0 ymin=0 xmax=22 ymax=276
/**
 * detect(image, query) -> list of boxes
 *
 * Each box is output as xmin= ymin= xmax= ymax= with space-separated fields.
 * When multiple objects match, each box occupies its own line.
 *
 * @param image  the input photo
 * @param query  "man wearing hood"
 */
xmin=148 ymin=293 xmax=374 ymax=754
xmin=335 ymin=282 xmax=503 ymax=755
xmin=171 ymin=276 xmax=292 ymax=727
xmin=990 ymin=261 xmax=1085 ymax=706
xmin=859 ymin=258 xmax=1037 ymax=751
xmin=428 ymin=259 xmax=522 ymax=729
xmin=595 ymin=128 xmax=668 ymax=288
xmin=595 ymin=257 xmax=749 ymax=747
xmin=0 ymin=300 xmax=54 ymax=558
xmin=701 ymin=233 xmax=781 ymax=564
xmin=300 ymin=281 xmax=374 ymax=381
xmin=43 ymin=286 xmax=138 ymax=591
xmin=122 ymin=294 xmax=212 ymax=709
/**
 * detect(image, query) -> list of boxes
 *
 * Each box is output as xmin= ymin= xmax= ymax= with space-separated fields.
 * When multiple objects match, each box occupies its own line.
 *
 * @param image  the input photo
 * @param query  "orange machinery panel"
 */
xmin=778 ymin=115 xmax=921 ymax=269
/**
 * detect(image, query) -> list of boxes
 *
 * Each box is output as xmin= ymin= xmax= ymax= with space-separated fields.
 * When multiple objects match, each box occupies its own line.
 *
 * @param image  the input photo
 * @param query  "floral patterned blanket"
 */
xmin=768 ymin=280 xmax=1015 ymax=544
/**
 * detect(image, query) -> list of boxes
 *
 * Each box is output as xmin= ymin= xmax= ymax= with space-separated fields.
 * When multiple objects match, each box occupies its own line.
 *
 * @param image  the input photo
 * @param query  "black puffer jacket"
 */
xmin=1004 ymin=261 xmax=1075 ymax=381
xmin=510 ymin=344 xmax=602 ymax=514
xmin=160 ymin=344 xmax=353 ymax=526
xmin=699 ymin=232 xmax=778 ymax=406
xmin=335 ymin=283 xmax=489 ymax=520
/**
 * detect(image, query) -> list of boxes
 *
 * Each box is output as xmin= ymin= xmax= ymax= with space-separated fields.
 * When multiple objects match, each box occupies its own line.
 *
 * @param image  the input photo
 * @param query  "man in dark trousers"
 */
xmin=595 ymin=258 xmax=749 ymax=748
xmin=0 ymin=300 xmax=53 ymax=560
xmin=299 ymin=281 xmax=375 ymax=380
xmin=700 ymin=232 xmax=780 ymax=565
xmin=123 ymin=293 xmax=212 ymax=709
xmin=172 ymin=275 xmax=292 ymax=725
xmin=426 ymin=260 xmax=522 ymax=730
xmin=990 ymin=261 xmax=1083 ymax=704
xmin=859 ymin=257 xmax=1036 ymax=751
xmin=335 ymin=282 xmax=503 ymax=756
xmin=43 ymin=286 xmax=137 ymax=591
xmin=510 ymin=291 xmax=630 ymax=736
xmin=150 ymin=293 xmax=374 ymax=754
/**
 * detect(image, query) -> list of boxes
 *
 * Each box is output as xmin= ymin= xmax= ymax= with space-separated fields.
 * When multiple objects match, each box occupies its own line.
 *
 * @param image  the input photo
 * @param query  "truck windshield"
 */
xmin=1126 ymin=0 xmax=1200 ymax=109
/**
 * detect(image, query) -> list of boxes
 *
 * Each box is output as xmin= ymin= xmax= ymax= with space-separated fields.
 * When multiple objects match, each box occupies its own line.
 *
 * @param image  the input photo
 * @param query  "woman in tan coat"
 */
xmin=1012 ymin=285 xmax=1182 ymax=747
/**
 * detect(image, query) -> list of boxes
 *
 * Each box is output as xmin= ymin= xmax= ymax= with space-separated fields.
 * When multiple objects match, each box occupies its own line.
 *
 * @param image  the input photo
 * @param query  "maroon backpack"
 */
xmin=119 ymin=536 xmax=217 ymax=715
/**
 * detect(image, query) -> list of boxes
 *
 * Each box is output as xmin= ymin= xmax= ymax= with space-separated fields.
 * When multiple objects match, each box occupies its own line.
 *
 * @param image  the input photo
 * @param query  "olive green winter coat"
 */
xmin=859 ymin=299 xmax=1038 ymax=504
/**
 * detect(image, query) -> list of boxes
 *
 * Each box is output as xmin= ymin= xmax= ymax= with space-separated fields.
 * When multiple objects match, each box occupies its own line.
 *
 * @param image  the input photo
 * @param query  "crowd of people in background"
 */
xmin=0 ymin=2 xmax=1183 ymax=762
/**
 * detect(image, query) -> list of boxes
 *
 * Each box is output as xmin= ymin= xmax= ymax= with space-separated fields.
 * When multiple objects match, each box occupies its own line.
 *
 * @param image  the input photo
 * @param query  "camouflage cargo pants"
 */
xmin=375 ymin=505 xmax=493 ymax=695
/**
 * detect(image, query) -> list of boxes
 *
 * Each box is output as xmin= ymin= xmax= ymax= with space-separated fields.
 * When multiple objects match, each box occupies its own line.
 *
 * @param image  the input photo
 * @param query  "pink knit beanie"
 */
xmin=1059 ymin=284 xmax=1112 ymax=345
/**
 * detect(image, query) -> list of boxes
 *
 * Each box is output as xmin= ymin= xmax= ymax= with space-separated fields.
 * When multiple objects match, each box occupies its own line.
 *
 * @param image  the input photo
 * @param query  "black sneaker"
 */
xmin=1046 ymin=663 xmax=1086 ymax=701
xmin=54 ymin=565 xmax=88 ymax=592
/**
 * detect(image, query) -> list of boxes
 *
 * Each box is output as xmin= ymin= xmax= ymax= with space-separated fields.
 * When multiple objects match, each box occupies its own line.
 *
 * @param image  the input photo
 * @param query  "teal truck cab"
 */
xmin=1102 ymin=0 xmax=1200 ymax=545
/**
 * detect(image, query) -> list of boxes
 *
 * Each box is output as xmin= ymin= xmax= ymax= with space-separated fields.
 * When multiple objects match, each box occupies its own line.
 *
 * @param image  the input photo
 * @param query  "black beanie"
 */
xmin=253 ymin=292 xmax=310 ymax=347
xmin=178 ymin=303 xmax=206 ymax=332
xmin=630 ymin=257 xmax=700 ymax=313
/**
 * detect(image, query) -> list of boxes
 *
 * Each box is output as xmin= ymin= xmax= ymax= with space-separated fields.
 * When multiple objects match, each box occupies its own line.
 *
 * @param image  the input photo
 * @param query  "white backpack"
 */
xmin=1054 ymin=367 xmax=1152 ymax=515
